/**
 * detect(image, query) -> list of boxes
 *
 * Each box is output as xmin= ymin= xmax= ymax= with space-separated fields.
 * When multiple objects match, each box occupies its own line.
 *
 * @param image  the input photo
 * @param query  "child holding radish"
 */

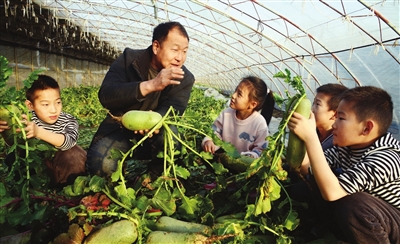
xmin=20 ymin=75 xmax=86 ymax=186
xmin=288 ymin=86 xmax=400 ymax=243
xmin=287 ymin=83 xmax=348 ymax=240
xmin=202 ymin=76 xmax=275 ymax=159
xmin=296 ymin=83 xmax=348 ymax=175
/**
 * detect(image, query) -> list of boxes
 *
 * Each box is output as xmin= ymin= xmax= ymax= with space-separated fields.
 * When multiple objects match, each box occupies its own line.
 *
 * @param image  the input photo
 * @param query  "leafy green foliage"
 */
xmin=62 ymin=86 xmax=106 ymax=128
xmin=0 ymin=61 xmax=324 ymax=244
xmin=0 ymin=56 xmax=62 ymax=242
xmin=179 ymin=87 xmax=227 ymax=151
xmin=273 ymin=68 xmax=306 ymax=96
xmin=0 ymin=56 xmax=42 ymax=106
xmin=0 ymin=56 xmax=13 ymax=103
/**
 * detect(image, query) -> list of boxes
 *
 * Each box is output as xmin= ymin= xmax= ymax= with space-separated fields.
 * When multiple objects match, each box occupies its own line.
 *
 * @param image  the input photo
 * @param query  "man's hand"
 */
xmin=134 ymin=129 xmax=160 ymax=138
xmin=140 ymin=68 xmax=184 ymax=96
xmin=0 ymin=120 xmax=9 ymax=132
xmin=288 ymin=111 xmax=316 ymax=142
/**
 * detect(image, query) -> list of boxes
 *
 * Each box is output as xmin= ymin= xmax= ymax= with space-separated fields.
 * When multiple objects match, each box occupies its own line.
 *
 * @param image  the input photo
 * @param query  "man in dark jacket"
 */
xmin=86 ymin=21 xmax=195 ymax=176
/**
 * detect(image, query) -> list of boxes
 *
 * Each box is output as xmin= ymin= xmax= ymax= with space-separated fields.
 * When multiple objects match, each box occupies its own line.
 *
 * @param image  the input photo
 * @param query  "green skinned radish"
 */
xmin=84 ymin=220 xmax=138 ymax=244
xmin=146 ymin=231 xmax=208 ymax=244
xmin=154 ymin=216 xmax=212 ymax=236
xmin=217 ymin=153 xmax=255 ymax=172
xmin=120 ymin=110 xmax=162 ymax=131
xmin=0 ymin=104 xmax=22 ymax=146
xmin=215 ymin=212 xmax=246 ymax=223
xmin=286 ymin=96 xmax=312 ymax=169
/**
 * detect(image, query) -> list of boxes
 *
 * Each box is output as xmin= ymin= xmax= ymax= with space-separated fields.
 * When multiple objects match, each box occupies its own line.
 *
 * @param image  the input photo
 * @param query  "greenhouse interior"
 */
xmin=0 ymin=0 xmax=399 ymax=244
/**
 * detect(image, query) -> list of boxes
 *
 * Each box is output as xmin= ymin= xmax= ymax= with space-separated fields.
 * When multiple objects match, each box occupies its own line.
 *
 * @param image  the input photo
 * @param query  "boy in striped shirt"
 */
xmin=289 ymin=86 xmax=400 ymax=243
xmin=22 ymin=75 xmax=86 ymax=186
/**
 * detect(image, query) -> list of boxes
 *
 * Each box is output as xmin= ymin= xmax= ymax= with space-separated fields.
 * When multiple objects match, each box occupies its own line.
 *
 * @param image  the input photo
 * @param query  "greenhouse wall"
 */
xmin=0 ymin=45 xmax=109 ymax=89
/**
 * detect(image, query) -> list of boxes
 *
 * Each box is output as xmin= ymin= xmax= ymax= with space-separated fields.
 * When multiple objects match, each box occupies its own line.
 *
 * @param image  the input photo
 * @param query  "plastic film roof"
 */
xmin=30 ymin=0 xmax=400 ymax=136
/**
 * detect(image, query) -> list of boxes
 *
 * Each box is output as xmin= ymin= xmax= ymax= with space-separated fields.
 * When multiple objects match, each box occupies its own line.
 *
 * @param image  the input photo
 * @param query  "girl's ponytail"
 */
xmin=260 ymin=90 xmax=275 ymax=125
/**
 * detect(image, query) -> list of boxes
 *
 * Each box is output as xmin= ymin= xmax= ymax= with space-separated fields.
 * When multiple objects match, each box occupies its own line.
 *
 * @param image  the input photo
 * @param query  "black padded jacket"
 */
xmin=93 ymin=46 xmax=195 ymax=139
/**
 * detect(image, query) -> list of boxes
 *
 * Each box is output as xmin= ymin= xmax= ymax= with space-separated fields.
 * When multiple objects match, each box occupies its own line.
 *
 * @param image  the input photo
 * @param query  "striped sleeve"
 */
xmin=31 ymin=111 xmax=79 ymax=151
xmin=56 ymin=112 xmax=79 ymax=151
xmin=337 ymin=149 xmax=400 ymax=209
xmin=323 ymin=133 xmax=400 ymax=209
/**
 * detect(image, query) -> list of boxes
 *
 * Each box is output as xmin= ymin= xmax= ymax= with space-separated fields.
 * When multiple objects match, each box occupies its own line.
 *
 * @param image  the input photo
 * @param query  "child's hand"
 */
xmin=203 ymin=140 xmax=217 ymax=154
xmin=288 ymin=111 xmax=316 ymax=142
xmin=0 ymin=120 xmax=9 ymax=132
xmin=21 ymin=114 xmax=39 ymax=139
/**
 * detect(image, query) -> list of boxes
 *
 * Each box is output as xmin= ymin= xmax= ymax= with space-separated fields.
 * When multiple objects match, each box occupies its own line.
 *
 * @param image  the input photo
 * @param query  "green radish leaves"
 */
xmin=1 ymin=65 xmax=314 ymax=243
xmin=273 ymin=68 xmax=306 ymax=96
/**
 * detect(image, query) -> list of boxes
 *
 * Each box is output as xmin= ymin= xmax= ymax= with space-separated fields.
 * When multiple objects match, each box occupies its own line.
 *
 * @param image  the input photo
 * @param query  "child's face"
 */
xmin=312 ymin=93 xmax=335 ymax=129
xmin=332 ymin=100 xmax=365 ymax=148
xmin=27 ymin=88 xmax=62 ymax=124
xmin=230 ymin=83 xmax=253 ymax=112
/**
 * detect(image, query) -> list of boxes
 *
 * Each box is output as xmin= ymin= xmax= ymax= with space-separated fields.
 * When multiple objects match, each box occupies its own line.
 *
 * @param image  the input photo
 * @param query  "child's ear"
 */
xmin=25 ymin=100 xmax=34 ymax=111
xmin=249 ymin=101 xmax=258 ymax=110
xmin=362 ymin=120 xmax=375 ymax=135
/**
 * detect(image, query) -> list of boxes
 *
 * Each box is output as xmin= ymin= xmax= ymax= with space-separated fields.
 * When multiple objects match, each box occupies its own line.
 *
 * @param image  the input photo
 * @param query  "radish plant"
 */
xmin=1 ymin=60 xmax=317 ymax=244
xmin=0 ymin=56 xmax=60 ymax=242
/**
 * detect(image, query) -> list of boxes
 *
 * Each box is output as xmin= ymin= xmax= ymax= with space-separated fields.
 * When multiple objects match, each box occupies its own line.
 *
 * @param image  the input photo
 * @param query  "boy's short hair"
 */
xmin=340 ymin=86 xmax=393 ymax=136
xmin=316 ymin=83 xmax=348 ymax=111
xmin=26 ymin=75 xmax=60 ymax=103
